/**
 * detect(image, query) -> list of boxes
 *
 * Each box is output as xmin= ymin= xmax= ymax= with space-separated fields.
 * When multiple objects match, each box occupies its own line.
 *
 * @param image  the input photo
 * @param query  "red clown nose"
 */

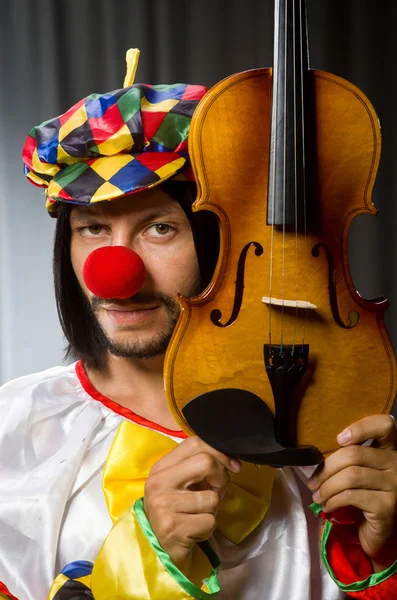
xmin=83 ymin=246 xmax=146 ymax=299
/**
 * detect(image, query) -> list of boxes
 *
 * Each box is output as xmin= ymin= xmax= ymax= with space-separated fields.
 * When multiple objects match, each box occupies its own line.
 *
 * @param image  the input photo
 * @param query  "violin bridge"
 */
xmin=262 ymin=297 xmax=317 ymax=309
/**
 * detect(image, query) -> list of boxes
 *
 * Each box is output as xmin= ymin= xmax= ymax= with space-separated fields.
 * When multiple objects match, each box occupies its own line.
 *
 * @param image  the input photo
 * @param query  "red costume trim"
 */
xmin=0 ymin=582 xmax=18 ymax=600
xmin=317 ymin=506 xmax=397 ymax=598
xmin=75 ymin=360 xmax=187 ymax=440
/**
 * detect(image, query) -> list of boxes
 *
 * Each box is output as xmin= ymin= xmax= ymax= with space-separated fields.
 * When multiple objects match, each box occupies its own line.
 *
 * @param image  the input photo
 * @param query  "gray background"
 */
xmin=0 ymin=0 xmax=396 ymax=404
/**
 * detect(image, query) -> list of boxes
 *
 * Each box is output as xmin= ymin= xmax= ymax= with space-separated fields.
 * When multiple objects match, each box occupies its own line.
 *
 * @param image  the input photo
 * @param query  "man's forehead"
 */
xmin=69 ymin=191 xmax=184 ymax=222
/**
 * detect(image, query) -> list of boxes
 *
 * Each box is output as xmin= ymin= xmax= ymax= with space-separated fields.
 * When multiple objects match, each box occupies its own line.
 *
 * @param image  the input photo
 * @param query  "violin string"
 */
xmin=301 ymin=0 xmax=309 ymax=348
xmin=268 ymin=0 xmax=281 ymax=347
xmin=296 ymin=0 xmax=303 ymax=351
xmin=280 ymin=0 xmax=288 ymax=354
xmin=292 ymin=0 xmax=298 ymax=356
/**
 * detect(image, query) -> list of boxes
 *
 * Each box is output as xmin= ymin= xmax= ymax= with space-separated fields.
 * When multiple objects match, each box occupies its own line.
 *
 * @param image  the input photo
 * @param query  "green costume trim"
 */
xmin=310 ymin=501 xmax=322 ymax=517
xmin=311 ymin=503 xmax=397 ymax=591
xmin=134 ymin=498 xmax=221 ymax=598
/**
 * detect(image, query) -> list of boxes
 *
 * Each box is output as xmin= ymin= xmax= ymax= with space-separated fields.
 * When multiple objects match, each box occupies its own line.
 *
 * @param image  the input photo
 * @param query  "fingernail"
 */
xmin=337 ymin=428 xmax=352 ymax=445
xmin=230 ymin=458 xmax=241 ymax=472
xmin=307 ymin=476 xmax=317 ymax=490
xmin=312 ymin=490 xmax=320 ymax=503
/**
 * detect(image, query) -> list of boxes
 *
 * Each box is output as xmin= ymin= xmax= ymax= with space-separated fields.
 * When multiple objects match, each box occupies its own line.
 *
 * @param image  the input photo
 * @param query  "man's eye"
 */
xmin=152 ymin=223 xmax=172 ymax=235
xmin=83 ymin=224 xmax=103 ymax=235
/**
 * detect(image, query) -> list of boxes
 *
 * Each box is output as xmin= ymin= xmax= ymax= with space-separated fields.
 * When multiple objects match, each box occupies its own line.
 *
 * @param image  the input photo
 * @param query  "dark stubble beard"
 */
xmin=88 ymin=291 xmax=184 ymax=360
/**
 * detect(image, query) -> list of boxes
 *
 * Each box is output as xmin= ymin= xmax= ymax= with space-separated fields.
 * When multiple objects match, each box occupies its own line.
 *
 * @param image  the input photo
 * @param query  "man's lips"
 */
xmin=101 ymin=303 xmax=158 ymax=312
xmin=101 ymin=305 xmax=159 ymax=325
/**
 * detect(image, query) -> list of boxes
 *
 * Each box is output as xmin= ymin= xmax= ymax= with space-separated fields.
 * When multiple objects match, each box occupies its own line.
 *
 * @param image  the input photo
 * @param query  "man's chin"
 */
xmin=102 ymin=332 xmax=172 ymax=360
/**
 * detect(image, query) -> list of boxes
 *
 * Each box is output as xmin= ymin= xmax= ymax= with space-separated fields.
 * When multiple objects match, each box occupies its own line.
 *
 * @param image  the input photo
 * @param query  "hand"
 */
xmin=308 ymin=415 xmax=397 ymax=567
xmin=144 ymin=436 xmax=241 ymax=567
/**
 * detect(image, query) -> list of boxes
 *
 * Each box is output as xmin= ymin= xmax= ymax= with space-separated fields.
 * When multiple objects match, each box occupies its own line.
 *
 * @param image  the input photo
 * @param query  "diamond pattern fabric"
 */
xmin=22 ymin=83 xmax=208 ymax=215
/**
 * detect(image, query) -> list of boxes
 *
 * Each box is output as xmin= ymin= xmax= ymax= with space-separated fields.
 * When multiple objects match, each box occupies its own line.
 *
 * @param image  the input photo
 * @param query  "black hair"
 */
xmin=160 ymin=180 xmax=220 ymax=288
xmin=53 ymin=182 xmax=220 ymax=369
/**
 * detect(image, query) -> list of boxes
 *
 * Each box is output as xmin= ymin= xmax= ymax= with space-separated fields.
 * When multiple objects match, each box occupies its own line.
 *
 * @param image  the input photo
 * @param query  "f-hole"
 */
xmin=210 ymin=241 xmax=263 ymax=327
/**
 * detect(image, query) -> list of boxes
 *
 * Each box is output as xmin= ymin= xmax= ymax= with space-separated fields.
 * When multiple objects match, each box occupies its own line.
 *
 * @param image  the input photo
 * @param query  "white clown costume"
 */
xmin=1 ymin=363 xmax=397 ymax=599
xmin=0 ymin=362 xmax=345 ymax=599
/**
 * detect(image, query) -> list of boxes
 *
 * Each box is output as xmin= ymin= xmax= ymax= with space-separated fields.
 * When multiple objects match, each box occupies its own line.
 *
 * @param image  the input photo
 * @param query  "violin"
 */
xmin=164 ymin=0 xmax=397 ymax=466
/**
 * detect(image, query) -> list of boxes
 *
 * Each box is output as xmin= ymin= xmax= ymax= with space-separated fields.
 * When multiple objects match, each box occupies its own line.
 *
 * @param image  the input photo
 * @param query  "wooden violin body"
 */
xmin=164 ymin=4 xmax=397 ymax=463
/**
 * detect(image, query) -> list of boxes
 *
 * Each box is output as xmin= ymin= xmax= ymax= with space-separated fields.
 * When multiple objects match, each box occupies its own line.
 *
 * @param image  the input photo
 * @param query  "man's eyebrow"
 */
xmin=69 ymin=211 xmax=92 ymax=224
xmin=135 ymin=206 xmax=185 ymax=223
xmin=69 ymin=204 xmax=184 ymax=225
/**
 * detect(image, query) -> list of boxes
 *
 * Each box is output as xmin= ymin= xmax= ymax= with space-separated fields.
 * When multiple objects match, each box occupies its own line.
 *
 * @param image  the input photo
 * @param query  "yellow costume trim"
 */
xmin=91 ymin=500 xmax=219 ymax=599
xmin=103 ymin=421 xmax=275 ymax=544
xmin=47 ymin=422 xmax=275 ymax=598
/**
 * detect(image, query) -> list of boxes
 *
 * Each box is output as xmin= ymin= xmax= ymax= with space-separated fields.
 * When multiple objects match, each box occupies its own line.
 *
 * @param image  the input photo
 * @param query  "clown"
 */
xmin=0 ymin=49 xmax=397 ymax=600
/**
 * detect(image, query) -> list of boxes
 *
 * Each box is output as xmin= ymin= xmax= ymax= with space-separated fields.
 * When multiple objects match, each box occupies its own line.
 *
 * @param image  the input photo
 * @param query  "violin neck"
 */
xmin=267 ymin=0 xmax=310 ymax=228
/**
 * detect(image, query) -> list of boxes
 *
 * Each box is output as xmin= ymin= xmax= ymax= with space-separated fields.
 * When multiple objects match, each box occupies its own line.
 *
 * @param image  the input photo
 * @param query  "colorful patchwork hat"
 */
xmin=22 ymin=49 xmax=208 ymax=216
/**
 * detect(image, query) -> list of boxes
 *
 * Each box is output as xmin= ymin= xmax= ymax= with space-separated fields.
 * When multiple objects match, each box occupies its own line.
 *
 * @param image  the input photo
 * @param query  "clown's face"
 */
xmin=70 ymin=186 xmax=200 ymax=360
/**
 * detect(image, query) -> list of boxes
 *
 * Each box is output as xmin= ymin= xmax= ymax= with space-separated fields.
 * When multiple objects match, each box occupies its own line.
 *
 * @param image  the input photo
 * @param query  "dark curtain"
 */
xmin=1 ymin=0 xmax=397 ymax=416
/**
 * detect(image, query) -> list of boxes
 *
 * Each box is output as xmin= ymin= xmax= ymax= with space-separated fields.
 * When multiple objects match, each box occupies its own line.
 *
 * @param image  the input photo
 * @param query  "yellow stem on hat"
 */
xmin=123 ymin=48 xmax=140 ymax=87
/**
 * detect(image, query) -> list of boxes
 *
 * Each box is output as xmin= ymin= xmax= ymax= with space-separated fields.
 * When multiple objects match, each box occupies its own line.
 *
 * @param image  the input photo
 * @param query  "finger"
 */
xmin=336 ymin=414 xmax=397 ymax=450
xmin=149 ymin=452 xmax=230 ymax=495
xmin=157 ymin=489 xmax=221 ymax=516
xmin=155 ymin=512 xmax=217 ymax=564
xmin=308 ymin=445 xmax=397 ymax=490
xmin=312 ymin=465 xmax=397 ymax=506
xmin=149 ymin=435 xmax=241 ymax=475
xmin=320 ymin=488 xmax=393 ymax=518
xmin=184 ymin=513 xmax=217 ymax=542
xmin=159 ymin=513 xmax=217 ymax=548
xmin=320 ymin=490 xmax=396 ymax=558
